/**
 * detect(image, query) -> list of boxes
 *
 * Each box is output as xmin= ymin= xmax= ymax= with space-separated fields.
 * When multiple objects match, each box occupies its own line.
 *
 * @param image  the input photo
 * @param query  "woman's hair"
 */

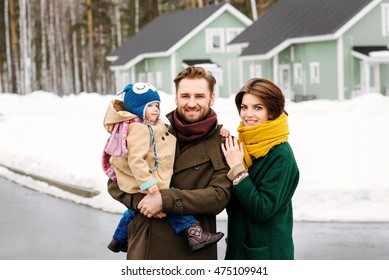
xmin=235 ymin=78 xmax=287 ymax=119
xmin=174 ymin=66 xmax=216 ymax=93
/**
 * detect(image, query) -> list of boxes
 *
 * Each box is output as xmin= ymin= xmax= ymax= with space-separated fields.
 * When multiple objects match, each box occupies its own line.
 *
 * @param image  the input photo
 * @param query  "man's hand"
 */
xmin=219 ymin=127 xmax=230 ymax=138
xmin=137 ymin=191 xmax=164 ymax=218
xmin=153 ymin=212 xmax=167 ymax=218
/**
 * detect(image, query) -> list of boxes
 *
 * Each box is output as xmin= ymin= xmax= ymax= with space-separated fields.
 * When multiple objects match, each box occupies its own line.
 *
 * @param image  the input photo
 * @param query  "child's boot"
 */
xmin=107 ymin=239 xmax=128 ymax=253
xmin=184 ymin=221 xmax=224 ymax=252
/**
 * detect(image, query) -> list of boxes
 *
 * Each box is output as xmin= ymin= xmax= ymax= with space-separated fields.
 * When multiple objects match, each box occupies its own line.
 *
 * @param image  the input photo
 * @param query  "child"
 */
xmin=103 ymin=82 xmax=224 ymax=253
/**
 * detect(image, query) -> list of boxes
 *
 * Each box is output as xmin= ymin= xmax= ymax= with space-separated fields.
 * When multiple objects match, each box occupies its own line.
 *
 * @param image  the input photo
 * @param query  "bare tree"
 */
xmin=258 ymin=0 xmax=276 ymax=16
xmin=114 ymin=0 xmax=121 ymax=47
xmin=87 ymin=0 xmax=94 ymax=92
xmin=250 ymin=0 xmax=258 ymax=20
xmin=70 ymin=0 xmax=81 ymax=94
xmin=27 ymin=1 xmax=37 ymax=92
xmin=18 ymin=0 xmax=30 ymax=94
xmin=48 ymin=0 xmax=58 ymax=94
xmin=81 ymin=28 xmax=88 ymax=92
xmin=9 ymin=0 xmax=19 ymax=93
xmin=1 ymin=0 xmax=268 ymax=95
xmin=135 ymin=0 xmax=139 ymax=33
xmin=55 ymin=1 xmax=68 ymax=95
xmin=40 ymin=0 xmax=48 ymax=90
xmin=4 ymin=0 xmax=12 ymax=92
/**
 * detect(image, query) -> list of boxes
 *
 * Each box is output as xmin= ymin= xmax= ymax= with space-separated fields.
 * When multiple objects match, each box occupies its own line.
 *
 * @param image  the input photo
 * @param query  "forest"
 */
xmin=0 ymin=0 xmax=277 ymax=95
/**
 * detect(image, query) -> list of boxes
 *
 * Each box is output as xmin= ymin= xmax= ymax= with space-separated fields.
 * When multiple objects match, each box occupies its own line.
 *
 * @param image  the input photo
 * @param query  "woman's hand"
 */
xmin=221 ymin=135 xmax=244 ymax=169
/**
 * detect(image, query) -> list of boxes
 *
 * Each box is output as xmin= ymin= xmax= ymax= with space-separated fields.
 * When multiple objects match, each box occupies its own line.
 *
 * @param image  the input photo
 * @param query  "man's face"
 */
xmin=175 ymin=78 xmax=215 ymax=123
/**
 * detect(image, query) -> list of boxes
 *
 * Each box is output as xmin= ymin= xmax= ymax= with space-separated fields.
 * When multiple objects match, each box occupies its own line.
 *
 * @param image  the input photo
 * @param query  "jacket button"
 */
xmin=193 ymin=166 xmax=200 ymax=171
xmin=162 ymin=136 xmax=165 ymax=141
xmin=165 ymin=132 xmax=169 ymax=136
xmin=175 ymin=200 xmax=183 ymax=207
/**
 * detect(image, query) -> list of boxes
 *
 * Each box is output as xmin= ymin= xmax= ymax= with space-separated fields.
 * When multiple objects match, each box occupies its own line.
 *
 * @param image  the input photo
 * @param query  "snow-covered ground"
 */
xmin=0 ymin=91 xmax=388 ymax=222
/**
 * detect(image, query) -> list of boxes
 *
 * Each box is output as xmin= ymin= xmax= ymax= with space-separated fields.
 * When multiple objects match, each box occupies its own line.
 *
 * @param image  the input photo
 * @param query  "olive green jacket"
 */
xmin=225 ymin=142 xmax=299 ymax=260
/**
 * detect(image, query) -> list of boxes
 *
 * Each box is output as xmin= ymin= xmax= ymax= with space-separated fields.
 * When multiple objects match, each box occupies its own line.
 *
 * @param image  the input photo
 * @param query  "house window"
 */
xmin=310 ymin=62 xmax=320 ymax=84
xmin=226 ymin=28 xmax=243 ymax=53
xmin=206 ymin=28 xmax=225 ymax=53
xmin=138 ymin=72 xmax=146 ymax=82
xmin=155 ymin=71 xmax=163 ymax=89
xmin=121 ymin=73 xmax=130 ymax=88
xmin=293 ymin=63 xmax=302 ymax=84
xmin=249 ymin=64 xmax=262 ymax=78
xmin=147 ymin=72 xmax=154 ymax=85
xmin=382 ymin=4 xmax=389 ymax=36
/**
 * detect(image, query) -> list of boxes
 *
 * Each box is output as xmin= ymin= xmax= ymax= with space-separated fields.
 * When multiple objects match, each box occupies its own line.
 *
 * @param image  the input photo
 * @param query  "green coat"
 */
xmin=108 ymin=111 xmax=232 ymax=260
xmin=225 ymin=142 xmax=299 ymax=260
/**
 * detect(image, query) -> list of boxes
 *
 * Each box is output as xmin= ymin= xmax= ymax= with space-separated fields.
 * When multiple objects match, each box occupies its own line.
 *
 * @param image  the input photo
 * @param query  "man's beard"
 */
xmin=177 ymin=107 xmax=211 ymax=124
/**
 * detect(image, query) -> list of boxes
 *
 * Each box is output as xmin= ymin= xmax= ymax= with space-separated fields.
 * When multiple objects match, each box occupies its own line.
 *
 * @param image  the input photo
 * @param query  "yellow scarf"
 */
xmin=238 ymin=112 xmax=289 ymax=169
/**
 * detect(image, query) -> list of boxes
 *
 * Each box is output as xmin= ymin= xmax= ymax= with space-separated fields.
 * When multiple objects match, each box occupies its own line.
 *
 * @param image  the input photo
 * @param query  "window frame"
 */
xmin=249 ymin=64 xmax=262 ymax=78
xmin=293 ymin=63 xmax=303 ymax=85
xmin=206 ymin=28 xmax=225 ymax=53
xmin=225 ymin=27 xmax=243 ymax=53
xmin=309 ymin=62 xmax=320 ymax=84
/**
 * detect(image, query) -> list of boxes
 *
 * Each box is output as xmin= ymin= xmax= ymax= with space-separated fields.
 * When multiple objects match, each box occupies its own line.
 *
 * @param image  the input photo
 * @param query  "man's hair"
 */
xmin=174 ymin=66 xmax=216 ymax=93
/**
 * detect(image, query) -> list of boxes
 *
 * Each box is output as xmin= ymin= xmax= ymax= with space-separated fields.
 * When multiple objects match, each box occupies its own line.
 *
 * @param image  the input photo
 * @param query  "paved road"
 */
xmin=1 ymin=177 xmax=388 ymax=260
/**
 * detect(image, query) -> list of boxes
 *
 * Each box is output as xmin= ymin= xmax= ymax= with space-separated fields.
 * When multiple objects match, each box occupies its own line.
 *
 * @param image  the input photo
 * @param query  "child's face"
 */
xmin=145 ymin=102 xmax=160 ymax=124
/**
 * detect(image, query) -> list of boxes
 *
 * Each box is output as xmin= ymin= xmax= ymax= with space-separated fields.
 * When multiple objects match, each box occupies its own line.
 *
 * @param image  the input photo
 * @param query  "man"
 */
xmin=108 ymin=66 xmax=232 ymax=259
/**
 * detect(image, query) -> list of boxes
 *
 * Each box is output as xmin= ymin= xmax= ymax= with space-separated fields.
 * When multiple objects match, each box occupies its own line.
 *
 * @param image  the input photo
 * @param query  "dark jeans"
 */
xmin=112 ymin=209 xmax=197 ymax=243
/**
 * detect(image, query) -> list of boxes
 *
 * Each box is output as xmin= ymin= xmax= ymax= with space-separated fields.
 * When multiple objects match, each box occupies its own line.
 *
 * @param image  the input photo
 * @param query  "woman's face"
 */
xmin=240 ymin=93 xmax=271 ymax=127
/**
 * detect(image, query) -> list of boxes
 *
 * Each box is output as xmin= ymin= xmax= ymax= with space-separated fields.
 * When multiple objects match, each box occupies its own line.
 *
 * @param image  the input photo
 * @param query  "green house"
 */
xmin=106 ymin=3 xmax=252 ymax=97
xmin=230 ymin=0 xmax=389 ymax=101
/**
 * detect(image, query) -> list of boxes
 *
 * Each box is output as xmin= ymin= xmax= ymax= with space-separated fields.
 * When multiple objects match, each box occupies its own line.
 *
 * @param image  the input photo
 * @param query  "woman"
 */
xmin=221 ymin=78 xmax=299 ymax=260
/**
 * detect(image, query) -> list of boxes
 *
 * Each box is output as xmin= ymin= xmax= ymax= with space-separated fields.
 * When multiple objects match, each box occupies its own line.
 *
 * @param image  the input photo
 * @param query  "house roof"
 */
xmin=183 ymin=59 xmax=214 ymax=65
xmin=353 ymin=46 xmax=388 ymax=56
xmin=107 ymin=3 xmax=251 ymax=69
xmin=352 ymin=45 xmax=389 ymax=62
xmin=230 ymin=0 xmax=374 ymax=56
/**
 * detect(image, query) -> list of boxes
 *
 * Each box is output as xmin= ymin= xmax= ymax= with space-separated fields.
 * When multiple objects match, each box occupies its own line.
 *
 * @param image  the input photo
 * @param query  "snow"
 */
xmin=369 ymin=50 xmax=389 ymax=57
xmin=1 ymin=91 xmax=389 ymax=222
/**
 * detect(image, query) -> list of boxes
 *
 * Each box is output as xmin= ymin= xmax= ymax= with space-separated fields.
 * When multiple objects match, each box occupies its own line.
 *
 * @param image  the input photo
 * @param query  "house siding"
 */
xmin=240 ymin=60 xmax=273 ymax=81
xmin=108 ymin=4 xmax=252 ymax=97
xmin=236 ymin=0 xmax=389 ymax=101
xmin=343 ymin=0 xmax=389 ymax=97
xmin=147 ymin=57 xmax=172 ymax=92
xmin=114 ymin=56 xmax=172 ymax=94
xmin=293 ymin=42 xmax=338 ymax=100
xmin=174 ymin=11 xmax=247 ymax=97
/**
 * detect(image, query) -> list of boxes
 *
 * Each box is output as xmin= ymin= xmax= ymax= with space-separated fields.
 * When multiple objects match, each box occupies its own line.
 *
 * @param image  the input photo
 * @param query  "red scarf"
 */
xmin=173 ymin=109 xmax=217 ymax=152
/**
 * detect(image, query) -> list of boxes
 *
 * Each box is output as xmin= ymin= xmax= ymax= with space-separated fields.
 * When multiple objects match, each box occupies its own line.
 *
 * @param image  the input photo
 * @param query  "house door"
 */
xmin=360 ymin=62 xmax=380 ymax=94
xmin=278 ymin=64 xmax=294 ymax=100
xmin=370 ymin=64 xmax=380 ymax=93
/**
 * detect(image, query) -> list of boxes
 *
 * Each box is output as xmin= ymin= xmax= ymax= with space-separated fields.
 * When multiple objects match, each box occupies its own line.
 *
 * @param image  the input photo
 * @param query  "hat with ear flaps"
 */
xmin=123 ymin=82 xmax=160 ymax=121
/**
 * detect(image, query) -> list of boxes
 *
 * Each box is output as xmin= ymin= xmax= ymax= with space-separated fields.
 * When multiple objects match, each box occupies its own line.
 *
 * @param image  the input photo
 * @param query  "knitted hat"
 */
xmin=123 ymin=82 xmax=160 ymax=120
